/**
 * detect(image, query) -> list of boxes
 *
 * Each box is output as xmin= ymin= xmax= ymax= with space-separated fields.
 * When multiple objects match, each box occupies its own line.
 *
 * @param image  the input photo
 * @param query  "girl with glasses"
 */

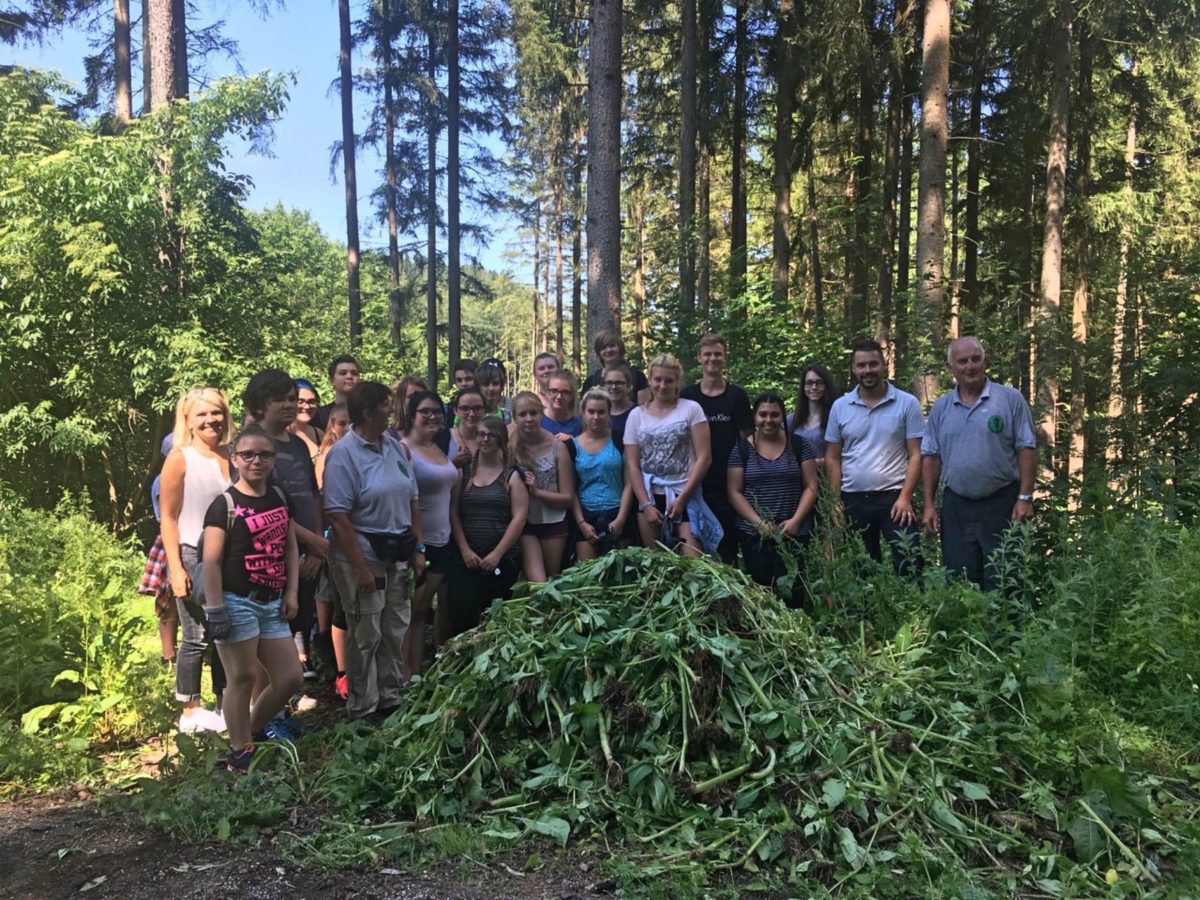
xmin=291 ymin=379 xmax=324 ymax=460
xmin=541 ymin=371 xmax=583 ymax=438
xmin=448 ymin=386 xmax=487 ymax=469
xmin=791 ymin=364 xmax=841 ymax=470
xmin=602 ymin=363 xmax=635 ymax=450
xmin=400 ymin=390 xmax=458 ymax=679
xmin=200 ymin=425 xmax=304 ymax=772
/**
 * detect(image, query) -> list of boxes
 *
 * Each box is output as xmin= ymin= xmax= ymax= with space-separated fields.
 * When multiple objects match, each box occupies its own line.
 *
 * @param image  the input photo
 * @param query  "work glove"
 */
xmin=205 ymin=605 xmax=232 ymax=641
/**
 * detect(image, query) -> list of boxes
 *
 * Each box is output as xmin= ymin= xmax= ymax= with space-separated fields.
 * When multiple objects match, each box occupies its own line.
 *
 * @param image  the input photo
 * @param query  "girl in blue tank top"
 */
xmin=571 ymin=389 xmax=633 ymax=560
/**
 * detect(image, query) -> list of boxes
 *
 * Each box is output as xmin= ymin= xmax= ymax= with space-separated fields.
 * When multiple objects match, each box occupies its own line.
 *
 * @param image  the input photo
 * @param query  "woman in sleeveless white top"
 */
xmin=512 ymin=392 xmax=575 ymax=583
xmin=159 ymin=388 xmax=233 ymax=733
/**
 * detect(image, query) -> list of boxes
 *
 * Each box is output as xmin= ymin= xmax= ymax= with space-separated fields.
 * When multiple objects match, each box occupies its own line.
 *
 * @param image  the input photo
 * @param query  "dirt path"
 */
xmin=0 ymin=792 xmax=595 ymax=900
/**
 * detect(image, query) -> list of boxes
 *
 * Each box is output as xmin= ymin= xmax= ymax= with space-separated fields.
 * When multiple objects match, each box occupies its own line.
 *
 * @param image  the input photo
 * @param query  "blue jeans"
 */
xmin=173 ymin=545 xmax=226 ymax=703
xmin=215 ymin=591 xmax=292 ymax=644
xmin=841 ymin=490 xmax=923 ymax=577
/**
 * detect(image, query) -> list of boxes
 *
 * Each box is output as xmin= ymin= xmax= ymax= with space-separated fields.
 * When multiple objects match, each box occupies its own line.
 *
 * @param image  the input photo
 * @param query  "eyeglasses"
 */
xmin=604 ymin=380 xmax=627 ymax=389
xmin=804 ymin=381 xmax=824 ymax=388
xmin=548 ymin=388 xmax=571 ymax=396
xmin=478 ymin=431 xmax=499 ymax=441
xmin=457 ymin=404 xmax=485 ymax=414
xmin=297 ymin=399 xmax=318 ymax=408
xmin=234 ymin=450 xmax=276 ymax=462
xmin=416 ymin=408 xmax=443 ymax=418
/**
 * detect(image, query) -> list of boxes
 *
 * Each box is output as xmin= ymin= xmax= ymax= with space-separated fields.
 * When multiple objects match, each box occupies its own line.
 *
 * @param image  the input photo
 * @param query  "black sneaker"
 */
xmin=301 ymin=658 xmax=318 ymax=681
xmin=227 ymin=744 xmax=256 ymax=773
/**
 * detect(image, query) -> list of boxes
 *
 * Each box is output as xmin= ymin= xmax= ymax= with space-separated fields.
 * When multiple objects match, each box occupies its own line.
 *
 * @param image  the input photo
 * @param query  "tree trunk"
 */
xmin=147 ymin=0 xmax=178 ymax=110
xmin=114 ymin=0 xmax=132 ymax=126
xmin=170 ymin=0 xmax=187 ymax=99
xmin=895 ymin=64 xmax=915 ymax=375
xmin=586 ymin=0 xmax=622 ymax=370
xmin=632 ymin=199 xmax=647 ymax=362
xmin=533 ymin=195 xmax=543 ymax=357
xmin=948 ymin=93 xmax=960 ymax=338
xmin=962 ymin=0 xmax=986 ymax=317
xmin=698 ymin=143 xmax=711 ymax=317
xmin=338 ymin=0 xmax=362 ymax=350
xmin=729 ymin=0 xmax=747 ymax=295
xmin=1035 ymin=6 xmax=1072 ymax=459
xmin=877 ymin=0 xmax=912 ymax=358
xmin=915 ymin=0 xmax=949 ymax=397
xmin=1068 ymin=20 xmax=1091 ymax=507
xmin=849 ymin=0 xmax=876 ymax=335
xmin=771 ymin=0 xmax=798 ymax=308
xmin=679 ymin=0 xmax=697 ymax=322
xmin=555 ymin=177 xmax=565 ymax=358
xmin=383 ymin=0 xmax=402 ymax=348
xmin=426 ymin=22 xmax=439 ymax=385
xmin=447 ymin=0 xmax=462 ymax=380
xmin=571 ymin=139 xmax=583 ymax=372
xmin=142 ymin=2 xmax=152 ymax=114
xmin=806 ymin=167 xmax=824 ymax=327
xmin=1109 ymin=58 xmax=1137 ymax=476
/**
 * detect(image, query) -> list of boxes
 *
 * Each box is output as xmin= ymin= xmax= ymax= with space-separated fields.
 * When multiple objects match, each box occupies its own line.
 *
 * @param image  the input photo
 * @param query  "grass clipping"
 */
xmin=329 ymin=549 xmax=1131 ymax=889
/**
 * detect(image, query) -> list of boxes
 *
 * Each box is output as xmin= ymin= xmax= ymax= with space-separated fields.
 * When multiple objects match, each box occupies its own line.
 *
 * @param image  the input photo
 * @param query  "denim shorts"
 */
xmin=216 ymin=591 xmax=292 ymax=644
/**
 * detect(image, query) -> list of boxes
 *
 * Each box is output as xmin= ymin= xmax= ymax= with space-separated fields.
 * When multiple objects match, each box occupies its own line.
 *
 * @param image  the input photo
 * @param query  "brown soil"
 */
xmin=0 ymin=791 xmax=598 ymax=900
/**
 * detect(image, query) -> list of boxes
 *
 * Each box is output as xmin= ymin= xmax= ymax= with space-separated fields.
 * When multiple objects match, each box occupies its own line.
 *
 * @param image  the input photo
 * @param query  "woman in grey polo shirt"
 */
xmin=322 ymin=381 xmax=426 ymax=722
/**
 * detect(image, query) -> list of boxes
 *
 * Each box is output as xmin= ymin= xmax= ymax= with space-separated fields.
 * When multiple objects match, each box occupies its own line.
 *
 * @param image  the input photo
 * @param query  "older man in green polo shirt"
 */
xmin=921 ymin=337 xmax=1036 ymax=591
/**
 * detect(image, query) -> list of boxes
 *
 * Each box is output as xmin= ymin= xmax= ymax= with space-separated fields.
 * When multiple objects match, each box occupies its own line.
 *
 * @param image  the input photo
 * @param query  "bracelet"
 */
xmin=1017 ymin=494 xmax=1033 ymax=503
xmin=638 ymin=500 xmax=654 ymax=512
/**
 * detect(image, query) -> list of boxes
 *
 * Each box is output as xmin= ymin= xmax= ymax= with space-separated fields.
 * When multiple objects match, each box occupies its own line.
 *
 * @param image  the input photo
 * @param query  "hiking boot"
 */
xmin=226 ymin=744 xmax=255 ymax=773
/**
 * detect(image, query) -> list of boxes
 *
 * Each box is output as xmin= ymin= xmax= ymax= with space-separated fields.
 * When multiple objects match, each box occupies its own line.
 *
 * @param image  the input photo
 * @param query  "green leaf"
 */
xmin=822 ymin=778 xmax=847 ymax=809
xmin=958 ymin=780 xmax=991 ymax=802
xmin=837 ymin=826 xmax=867 ymax=870
xmin=520 ymin=814 xmax=570 ymax=847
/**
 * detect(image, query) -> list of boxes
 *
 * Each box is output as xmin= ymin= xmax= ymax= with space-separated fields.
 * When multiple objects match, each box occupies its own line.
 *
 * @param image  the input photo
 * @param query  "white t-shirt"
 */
xmin=624 ymin=399 xmax=707 ymax=486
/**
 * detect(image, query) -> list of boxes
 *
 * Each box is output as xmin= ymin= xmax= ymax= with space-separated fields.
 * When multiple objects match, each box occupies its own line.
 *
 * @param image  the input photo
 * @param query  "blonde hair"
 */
xmin=171 ymin=387 xmax=231 ymax=449
xmin=390 ymin=375 xmax=429 ymax=431
xmin=580 ymin=387 xmax=613 ymax=413
xmin=646 ymin=354 xmax=683 ymax=403
xmin=511 ymin=391 xmax=545 ymax=469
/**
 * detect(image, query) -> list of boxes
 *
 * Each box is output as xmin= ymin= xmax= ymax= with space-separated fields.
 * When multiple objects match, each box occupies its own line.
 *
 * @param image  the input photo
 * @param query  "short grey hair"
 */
xmin=947 ymin=336 xmax=986 ymax=364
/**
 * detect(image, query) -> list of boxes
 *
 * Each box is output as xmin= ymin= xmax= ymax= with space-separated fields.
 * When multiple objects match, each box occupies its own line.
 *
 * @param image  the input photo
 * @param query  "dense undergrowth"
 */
xmin=0 ymin=499 xmax=173 ymax=795
xmin=2 ymin=495 xmax=1199 ymax=896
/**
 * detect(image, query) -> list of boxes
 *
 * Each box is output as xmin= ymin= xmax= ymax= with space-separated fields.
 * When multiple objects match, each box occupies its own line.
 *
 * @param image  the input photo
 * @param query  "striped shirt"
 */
xmin=727 ymin=435 xmax=816 ymax=538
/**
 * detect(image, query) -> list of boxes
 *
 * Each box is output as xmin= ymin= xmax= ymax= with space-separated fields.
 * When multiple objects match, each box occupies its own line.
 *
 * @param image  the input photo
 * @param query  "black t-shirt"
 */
xmin=680 ymin=382 xmax=753 ymax=503
xmin=312 ymin=402 xmax=335 ymax=432
xmin=582 ymin=367 xmax=650 ymax=396
xmin=203 ymin=486 xmax=294 ymax=597
xmin=270 ymin=433 xmax=319 ymax=533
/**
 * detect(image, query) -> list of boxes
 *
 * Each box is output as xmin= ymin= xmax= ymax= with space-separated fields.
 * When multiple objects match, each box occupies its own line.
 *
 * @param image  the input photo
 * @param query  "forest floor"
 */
xmin=0 ymin=790 xmax=601 ymax=900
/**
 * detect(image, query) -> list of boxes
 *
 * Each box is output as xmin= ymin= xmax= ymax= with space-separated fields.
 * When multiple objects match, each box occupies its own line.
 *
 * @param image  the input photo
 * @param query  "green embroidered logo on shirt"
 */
xmin=987 ymin=415 xmax=1006 ymax=434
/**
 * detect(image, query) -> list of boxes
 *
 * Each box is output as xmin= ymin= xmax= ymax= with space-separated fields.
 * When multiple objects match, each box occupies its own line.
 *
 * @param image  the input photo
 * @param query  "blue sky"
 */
xmin=11 ymin=0 xmax=525 ymax=278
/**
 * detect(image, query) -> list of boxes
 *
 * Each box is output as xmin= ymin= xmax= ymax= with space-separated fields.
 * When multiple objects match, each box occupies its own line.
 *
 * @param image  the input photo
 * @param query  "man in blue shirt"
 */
xmin=921 ymin=337 xmax=1036 ymax=591
xmin=825 ymin=338 xmax=925 ymax=575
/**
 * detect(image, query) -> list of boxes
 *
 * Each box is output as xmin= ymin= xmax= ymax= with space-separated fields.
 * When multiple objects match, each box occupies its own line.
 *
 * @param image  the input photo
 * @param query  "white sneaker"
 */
xmin=178 ymin=708 xmax=226 ymax=734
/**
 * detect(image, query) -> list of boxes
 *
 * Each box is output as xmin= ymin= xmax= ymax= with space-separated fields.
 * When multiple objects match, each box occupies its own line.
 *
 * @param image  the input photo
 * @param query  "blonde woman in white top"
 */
xmin=159 ymin=387 xmax=233 ymax=733
xmin=512 ymin=391 xmax=575 ymax=582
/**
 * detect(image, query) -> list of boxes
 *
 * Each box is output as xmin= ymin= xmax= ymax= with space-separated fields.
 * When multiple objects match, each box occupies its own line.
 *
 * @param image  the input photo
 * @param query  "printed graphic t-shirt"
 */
xmin=203 ymin=486 xmax=294 ymax=597
xmin=624 ymin=399 xmax=707 ymax=486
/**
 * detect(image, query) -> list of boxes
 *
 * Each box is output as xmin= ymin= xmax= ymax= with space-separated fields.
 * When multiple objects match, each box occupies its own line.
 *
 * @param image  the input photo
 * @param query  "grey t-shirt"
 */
xmin=921 ymin=379 xmax=1036 ymax=498
xmin=825 ymin=384 xmax=924 ymax=493
xmin=322 ymin=430 xmax=419 ymax=564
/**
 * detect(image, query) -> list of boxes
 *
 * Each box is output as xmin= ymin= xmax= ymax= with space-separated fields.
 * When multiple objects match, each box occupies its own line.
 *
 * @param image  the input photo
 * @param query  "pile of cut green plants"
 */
xmin=286 ymin=549 xmax=1195 ymax=896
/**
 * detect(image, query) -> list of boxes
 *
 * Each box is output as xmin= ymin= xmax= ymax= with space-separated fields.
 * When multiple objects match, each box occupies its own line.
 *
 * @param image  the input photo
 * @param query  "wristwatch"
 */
xmin=415 ymin=543 xmax=427 ymax=553
xmin=1017 ymin=494 xmax=1033 ymax=503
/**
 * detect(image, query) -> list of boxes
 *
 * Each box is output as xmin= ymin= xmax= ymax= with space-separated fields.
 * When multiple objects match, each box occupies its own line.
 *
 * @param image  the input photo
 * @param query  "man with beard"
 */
xmin=921 ymin=337 xmax=1036 ymax=591
xmin=825 ymin=338 xmax=925 ymax=575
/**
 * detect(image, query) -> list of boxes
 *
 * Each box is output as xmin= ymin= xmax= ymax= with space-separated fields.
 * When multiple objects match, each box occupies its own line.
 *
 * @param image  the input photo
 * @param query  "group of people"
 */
xmin=140 ymin=330 xmax=1037 ymax=773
